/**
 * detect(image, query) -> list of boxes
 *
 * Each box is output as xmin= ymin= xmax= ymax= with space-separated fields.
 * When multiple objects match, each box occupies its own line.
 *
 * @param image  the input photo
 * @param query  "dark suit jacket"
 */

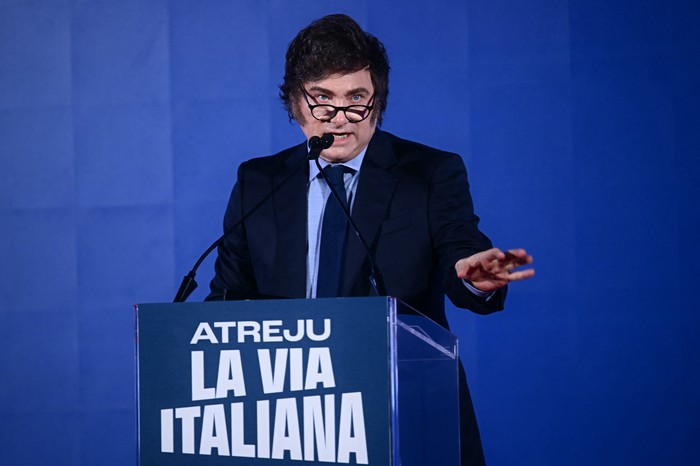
xmin=208 ymin=129 xmax=504 ymax=465
xmin=208 ymin=129 xmax=506 ymax=328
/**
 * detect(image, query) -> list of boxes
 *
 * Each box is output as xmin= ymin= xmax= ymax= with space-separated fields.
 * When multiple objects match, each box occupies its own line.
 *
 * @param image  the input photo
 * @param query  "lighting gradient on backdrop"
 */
xmin=1 ymin=1 xmax=698 ymax=465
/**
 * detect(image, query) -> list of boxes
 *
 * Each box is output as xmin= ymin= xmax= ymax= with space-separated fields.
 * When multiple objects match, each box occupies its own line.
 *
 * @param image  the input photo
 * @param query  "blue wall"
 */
xmin=1 ymin=0 xmax=698 ymax=464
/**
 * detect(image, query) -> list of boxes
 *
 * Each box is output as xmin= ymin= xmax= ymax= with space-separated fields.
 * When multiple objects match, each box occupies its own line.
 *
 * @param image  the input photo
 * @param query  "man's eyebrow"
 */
xmin=306 ymin=85 xmax=371 ymax=96
xmin=306 ymin=85 xmax=333 ymax=95
xmin=344 ymin=87 xmax=371 ymax=96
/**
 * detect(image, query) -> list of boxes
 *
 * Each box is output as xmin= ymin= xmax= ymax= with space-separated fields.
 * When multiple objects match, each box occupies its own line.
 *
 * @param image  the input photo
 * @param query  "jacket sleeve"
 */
xmin=428 ymin=152 xmax=506 ymax=314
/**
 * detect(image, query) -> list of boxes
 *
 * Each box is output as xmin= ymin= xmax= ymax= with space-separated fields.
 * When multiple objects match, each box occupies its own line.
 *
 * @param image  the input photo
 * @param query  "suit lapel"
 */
xmin=342 ymin=131 xmax=398 ymax=295
xmin=270 ymin=143 xmax=308 ymax=298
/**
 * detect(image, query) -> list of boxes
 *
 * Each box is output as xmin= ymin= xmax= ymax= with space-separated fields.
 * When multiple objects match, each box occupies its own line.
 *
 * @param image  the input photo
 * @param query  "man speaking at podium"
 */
xmin=207 ymin=14 xmax=534 ymax=466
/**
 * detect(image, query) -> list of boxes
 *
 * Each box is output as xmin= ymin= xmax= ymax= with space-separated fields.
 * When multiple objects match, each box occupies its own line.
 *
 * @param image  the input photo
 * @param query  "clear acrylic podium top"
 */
xmin=390 ymin=297 xmax=460 ymax=466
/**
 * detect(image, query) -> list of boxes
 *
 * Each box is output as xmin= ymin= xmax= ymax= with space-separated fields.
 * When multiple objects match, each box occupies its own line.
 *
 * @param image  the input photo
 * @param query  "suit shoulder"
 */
xmin=239 ymin=142 xmax=307 ymax=175
xmin=382 ymin=131 xmax=461 ymax=160
xmin=378 ymin=131 xmax=464 ymax=171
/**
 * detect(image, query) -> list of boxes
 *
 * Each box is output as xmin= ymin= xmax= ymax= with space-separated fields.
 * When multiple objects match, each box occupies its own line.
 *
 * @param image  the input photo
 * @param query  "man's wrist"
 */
xmin=462 ymin=279 xmax=495 ymax=301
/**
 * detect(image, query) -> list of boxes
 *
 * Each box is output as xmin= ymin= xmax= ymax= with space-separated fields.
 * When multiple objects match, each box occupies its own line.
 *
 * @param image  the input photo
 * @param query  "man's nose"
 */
xmin=329 ymin=108 xmax=348 ymax=125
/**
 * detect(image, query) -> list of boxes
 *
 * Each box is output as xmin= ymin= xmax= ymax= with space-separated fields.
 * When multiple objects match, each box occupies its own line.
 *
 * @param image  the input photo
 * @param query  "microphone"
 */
xmin=308 ymin=133 xmax=334 ymax=160
xmin=313 ymin=134 xmax=386 ymax=296
xmin=174 ymin=133 xmax=386 ymax=302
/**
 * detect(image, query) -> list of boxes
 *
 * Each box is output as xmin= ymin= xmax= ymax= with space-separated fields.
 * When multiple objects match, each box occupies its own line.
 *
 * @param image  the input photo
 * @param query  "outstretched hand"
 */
xmin=455 ymin=248 xmax=535 ymax=292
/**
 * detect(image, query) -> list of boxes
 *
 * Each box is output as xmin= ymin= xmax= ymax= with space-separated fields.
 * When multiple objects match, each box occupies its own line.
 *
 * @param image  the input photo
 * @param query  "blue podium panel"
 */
xmin=136 ymin=297 xmax=459 ymax=465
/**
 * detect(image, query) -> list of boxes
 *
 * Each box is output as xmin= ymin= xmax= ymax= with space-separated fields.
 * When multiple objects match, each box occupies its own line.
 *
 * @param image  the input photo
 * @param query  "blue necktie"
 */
xmin=316 ymin=165 xmax=353 ymax=297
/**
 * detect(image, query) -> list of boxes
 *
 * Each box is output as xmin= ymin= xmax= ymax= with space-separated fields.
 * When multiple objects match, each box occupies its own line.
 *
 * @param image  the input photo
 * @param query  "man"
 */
xmin=208 ymin=14 xmax=534 ymax=465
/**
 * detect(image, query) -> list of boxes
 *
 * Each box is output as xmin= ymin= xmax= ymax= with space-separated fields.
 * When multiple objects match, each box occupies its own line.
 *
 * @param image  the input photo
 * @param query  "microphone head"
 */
xmin=320 ymin=133 xmax=334 ymax=149
xmin=308 ymin=135 xmax=323 ymax=150
xmin=308 ymin=134 xmax=335 ymax=160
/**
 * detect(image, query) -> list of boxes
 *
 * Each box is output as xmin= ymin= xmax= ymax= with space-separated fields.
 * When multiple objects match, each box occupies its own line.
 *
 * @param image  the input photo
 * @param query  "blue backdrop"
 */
xmin=1 ymin=0 xmax=698 ymax=464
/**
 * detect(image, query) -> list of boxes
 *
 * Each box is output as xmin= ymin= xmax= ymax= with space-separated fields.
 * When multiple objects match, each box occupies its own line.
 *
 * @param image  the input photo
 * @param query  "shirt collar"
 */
xmin=308 ymin=145 xmax=367 ymax=182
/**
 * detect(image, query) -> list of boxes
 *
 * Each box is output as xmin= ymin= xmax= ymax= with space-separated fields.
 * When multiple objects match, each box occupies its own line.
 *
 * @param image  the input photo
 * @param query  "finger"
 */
xmin=455 ymin=249 xmax=498 ymax=273
xmin=479 ymin=247 xmax=505 ymax=262
xmin=504 ymin=249 xmax=532 ymax=262
xmin=511 ymin=255 xmax=533 ymax=267
xmin=492 ymin=248 xmax=507 ymax=261
xmin=481 ymin=251 xmax=508 ymax=271
xmin=454 ymin=260 xmax=473 ymax=278
xmin=503 ymin=250 xmax=533 ymax=267
xmin=507 ymin=268 xmax=535 ymax=282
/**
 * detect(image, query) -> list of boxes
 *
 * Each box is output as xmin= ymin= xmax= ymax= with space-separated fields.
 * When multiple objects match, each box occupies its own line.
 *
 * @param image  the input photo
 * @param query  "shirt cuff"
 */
xmin=462 ymin=279 xmax=495 ymax=301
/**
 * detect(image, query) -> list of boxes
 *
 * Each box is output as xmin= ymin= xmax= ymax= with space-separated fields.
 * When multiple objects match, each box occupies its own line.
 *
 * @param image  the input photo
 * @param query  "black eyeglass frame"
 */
xmin=300 ymin=87 xmax=375 ymax=123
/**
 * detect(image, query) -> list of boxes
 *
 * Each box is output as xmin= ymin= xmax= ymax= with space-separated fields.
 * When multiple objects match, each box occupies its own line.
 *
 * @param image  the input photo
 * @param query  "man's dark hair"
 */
xmin=280 ymin=14 xmax=390 ymax=125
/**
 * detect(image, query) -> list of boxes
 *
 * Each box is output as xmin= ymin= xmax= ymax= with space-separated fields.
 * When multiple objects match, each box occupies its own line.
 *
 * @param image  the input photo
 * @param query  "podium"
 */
xmin=136 ymin=297 xmax=460 ymax=465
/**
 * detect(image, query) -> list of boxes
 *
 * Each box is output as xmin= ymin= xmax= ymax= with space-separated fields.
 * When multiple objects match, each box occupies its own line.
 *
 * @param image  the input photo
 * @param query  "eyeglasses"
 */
xmin=300 ymin=87 xmax=375 ymax=123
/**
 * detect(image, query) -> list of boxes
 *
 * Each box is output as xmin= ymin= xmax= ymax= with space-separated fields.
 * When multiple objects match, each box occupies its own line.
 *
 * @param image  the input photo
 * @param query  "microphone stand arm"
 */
xmin=173 ymin=161 xmax=305 ymax=303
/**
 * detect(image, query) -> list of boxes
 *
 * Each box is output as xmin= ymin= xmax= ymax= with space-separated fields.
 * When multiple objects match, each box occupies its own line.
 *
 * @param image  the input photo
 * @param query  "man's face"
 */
xmin=296 ymin=69 xmax=377 ymax=163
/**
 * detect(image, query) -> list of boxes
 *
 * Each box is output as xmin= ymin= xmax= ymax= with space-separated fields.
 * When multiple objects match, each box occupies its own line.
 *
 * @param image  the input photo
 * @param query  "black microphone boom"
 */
xmin=174 ymin=145 xmax=309 ymax=302
xmin=174 ymin=132 xmax=386 ymax=302
xmin=313 ymin=138 xmax=387 ymax=296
